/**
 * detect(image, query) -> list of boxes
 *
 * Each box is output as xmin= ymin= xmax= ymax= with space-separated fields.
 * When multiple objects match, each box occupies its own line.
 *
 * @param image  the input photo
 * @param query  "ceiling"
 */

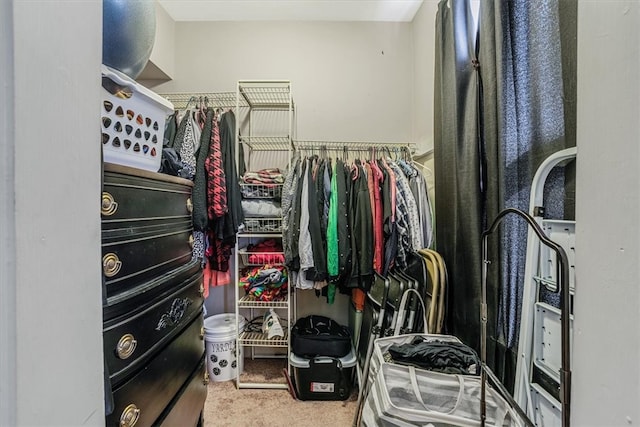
xmin=158 ymin=0 xmax=425 ymax=23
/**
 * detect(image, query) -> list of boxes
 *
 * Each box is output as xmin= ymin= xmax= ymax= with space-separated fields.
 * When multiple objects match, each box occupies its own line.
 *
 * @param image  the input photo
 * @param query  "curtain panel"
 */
xmin=434 ymin=0 xmax=576 ymax=389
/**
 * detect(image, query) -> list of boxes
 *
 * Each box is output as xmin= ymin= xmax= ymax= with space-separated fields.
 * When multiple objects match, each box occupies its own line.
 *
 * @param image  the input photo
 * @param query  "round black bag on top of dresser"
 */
xmin=291 ymin=315 xmax=352 ymax=358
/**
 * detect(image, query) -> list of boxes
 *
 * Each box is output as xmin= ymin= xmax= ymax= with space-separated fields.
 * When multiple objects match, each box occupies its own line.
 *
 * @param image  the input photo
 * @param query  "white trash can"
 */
xmin=204 ymin=313 xmax=246 ymax=382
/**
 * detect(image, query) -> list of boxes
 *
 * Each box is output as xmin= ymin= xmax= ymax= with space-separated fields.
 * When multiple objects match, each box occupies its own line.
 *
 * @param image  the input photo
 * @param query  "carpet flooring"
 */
xmin=203 ymin=358 xmax=358 ymax=427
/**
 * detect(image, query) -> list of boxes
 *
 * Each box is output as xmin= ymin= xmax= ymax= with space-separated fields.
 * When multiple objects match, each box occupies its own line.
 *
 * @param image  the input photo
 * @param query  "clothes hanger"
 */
xmin=403 ymin=145 xmax=413 ymax=162
xmin=320 ymin=145 xmax=328 ymax=160
xmin=382 ymin=146 xmax=393 ymax=162
xmin=350 ymin=158 xmax=359 ymax=180
xmin=369 ymin=146 xmax=377 ymax=162
xmin=411 ymin=160 xmax=434 ymax=179
xmin=185 ymin=95 xmax=198 ymax=110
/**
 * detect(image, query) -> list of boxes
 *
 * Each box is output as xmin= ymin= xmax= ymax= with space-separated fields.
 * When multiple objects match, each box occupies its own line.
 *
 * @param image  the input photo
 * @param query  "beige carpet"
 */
xmin=203 ymin=358 xmax=358 ymax=427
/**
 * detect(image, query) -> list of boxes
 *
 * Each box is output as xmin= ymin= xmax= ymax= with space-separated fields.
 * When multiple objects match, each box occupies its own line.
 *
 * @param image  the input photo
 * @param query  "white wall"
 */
xmin=573 ymin=1 xmax=640 ymax=425
xmin=411 ymin=0 xmax=439 ymax=154
xmin=150 ymin=0 xmax=176 ymax=79
xmin=137 ymin=0 xmax=176 ymax=85
xmin=156 ymin=20 xmax=416 ymax=324
xmin=411 ymin=0 xmax=438 ymax=211
xmin=5 ymin=1 xmax=104 ymax=425
xmin=155 ymin=21 xmax=414 ymax=142
xmin=0 ymin=1 xmax=17 ymax=425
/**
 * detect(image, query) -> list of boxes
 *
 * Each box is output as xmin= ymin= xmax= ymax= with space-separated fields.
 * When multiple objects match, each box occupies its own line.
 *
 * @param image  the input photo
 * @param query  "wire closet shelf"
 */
xmin=160 ymin=92 xmax=247 ymax=110
xmin=237 ymin=80 xmax=295 ymax=111
xmin=292 ymin=140 xmax=416 ymax=159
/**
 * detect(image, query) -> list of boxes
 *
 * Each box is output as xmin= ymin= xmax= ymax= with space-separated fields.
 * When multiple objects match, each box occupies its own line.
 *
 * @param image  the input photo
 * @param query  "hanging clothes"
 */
xmin=190 ymin=108 xmax=213 ymax=270
xmin=369 ymin=159 xmax=385 ymax=274
xmin=308 ymin=158 xmax=328 ymax=283
xmin=217 ymin=110 xmax=244 ymax=240
xmin=408 ymin=163 xmax=434 ymax=249
xmin=281 ymin=147 xmax=433 ymax=307
xmin=191 ymin=109 xmax=202 ymax=154
xmin=348 ymin=161 xmax=374 ymax=290
xmin=205 ymin=111 xmax=227 ymax=220
xmin=163 ymin=111 xmax=178 ymax=148
xmin=389 ymin=160 xmax=423 ymax=252
xmin=321 ymin=160 xmax=332 ymax=239
xmin=192 ymin=108 xmax=213 ymax=232
xmin=327 ymin=161 xmax=339 ymax=279
xmin=289 ymin=159 xmax=306 ymax=273
xmin=173 ymin=110 xmax=197 ymax=179
xmin=335 ymin=159 xmax=352 ymax=283
xmin=297 ymin=158 xmax=314 ymax=289
xmin=205 ymin=110 xmax=243 ymax=273
xmin=379 ymin=159 xmax=398 ymax=275
xmin=282 ymin=157 xmax=301 ymax=270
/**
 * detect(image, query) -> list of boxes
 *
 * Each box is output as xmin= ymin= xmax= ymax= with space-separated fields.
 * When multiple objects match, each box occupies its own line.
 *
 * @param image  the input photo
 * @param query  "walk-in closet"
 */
xmin=3 ymin=1 xmax=639 ymax=427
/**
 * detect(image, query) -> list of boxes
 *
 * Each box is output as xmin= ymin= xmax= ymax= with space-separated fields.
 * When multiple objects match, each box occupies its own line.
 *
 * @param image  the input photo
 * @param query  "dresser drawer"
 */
xmin=156 ymin=357 xmax=207 ymax=427
xmin=106 ymin=316 xmax=205 ymax=427
xmin=104 ymin=270 xmax=204 ymax=387
xmin=102 ymin=220 xmax=194 ymax=299
xmin=102 ymin=163 xmax=193 ymax=223
xmin=104 ymin=259 xmax=201 ymax=320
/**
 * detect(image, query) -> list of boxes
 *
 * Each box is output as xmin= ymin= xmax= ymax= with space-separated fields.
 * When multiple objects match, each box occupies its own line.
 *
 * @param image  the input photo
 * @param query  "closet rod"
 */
xmin=294 ymin=147 xmax=410 ymax=153
xmin=160 ymin=92 xmax=248 ymax=110
xmin=293 ymin=141 xmax=415 ymax=160
xmin=294 ymin=140 xmax=415 ymax=150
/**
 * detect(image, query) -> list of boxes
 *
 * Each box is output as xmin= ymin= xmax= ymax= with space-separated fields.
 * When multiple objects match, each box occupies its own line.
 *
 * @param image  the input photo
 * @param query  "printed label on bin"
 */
xmin=310 ymin=382 xmax=335 ymax=393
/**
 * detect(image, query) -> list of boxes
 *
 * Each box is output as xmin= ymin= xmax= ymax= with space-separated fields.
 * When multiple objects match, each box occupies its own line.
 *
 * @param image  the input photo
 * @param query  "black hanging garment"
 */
xmin=191 ymin=108 xmax=212 ymax=231
xmin=306 ymin=157 xmax=328 ymax=282
xmin=348 ymin=162 xmax=374 ymax=290
xmin=208 ymin=110 xmax=243 ymax=272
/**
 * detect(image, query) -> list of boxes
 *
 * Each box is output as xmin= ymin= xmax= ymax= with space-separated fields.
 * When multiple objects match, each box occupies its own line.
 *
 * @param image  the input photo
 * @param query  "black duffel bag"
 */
xmin=291 ymin=315 xmax=352 ymax=358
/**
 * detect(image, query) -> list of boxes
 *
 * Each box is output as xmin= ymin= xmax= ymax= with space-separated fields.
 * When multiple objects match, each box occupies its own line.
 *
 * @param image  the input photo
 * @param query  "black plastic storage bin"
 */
xmin=289 ymin=350 xmax=356 ymax=401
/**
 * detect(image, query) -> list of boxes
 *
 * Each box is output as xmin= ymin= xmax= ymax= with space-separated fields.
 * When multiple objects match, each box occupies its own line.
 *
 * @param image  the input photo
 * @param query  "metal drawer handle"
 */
xmin=116 ymin=333 xmax=137 ymax=360
xmin=189 ymin=234 xmax=194 ymax=248
xmin=120 ymin=403 xmax=140 ymax=427
xmin=103 ymin=253 xmax=122 ymax=277
xmin=186 ymin=197 xmax=193 ymax=213
xmin=101 ymin=192 xmax=118 ymax=216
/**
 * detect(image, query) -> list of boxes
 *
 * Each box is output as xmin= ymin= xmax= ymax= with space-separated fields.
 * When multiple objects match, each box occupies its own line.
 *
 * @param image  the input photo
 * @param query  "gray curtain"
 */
xmin=434 ymin=0 xmax=576 ymax=388
xmin=434 ymin=0 xmax=484 ymax=350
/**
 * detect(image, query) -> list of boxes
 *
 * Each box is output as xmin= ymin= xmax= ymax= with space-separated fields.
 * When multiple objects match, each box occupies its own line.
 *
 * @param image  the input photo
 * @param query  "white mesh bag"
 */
xmin=367 ymin=333 xmax=465 ymax=393
xmin=362 ymin=362 xmax=523 ymax=427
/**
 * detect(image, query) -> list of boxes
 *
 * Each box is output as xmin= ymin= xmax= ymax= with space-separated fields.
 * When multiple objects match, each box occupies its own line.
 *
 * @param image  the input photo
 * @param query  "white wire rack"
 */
xmin=234 ymin=80 xmax=294 ymax=391
xmin=240 ymin=183 xmax=283 ymax=199
xmin=238 ymin=294 xmax=289 ymax=308
xmin=241 ymin=217 xmax=282 ymax=234
xmin=237 ymin=81 xmax=295 ymax=111
xmin=239 ymin=329 xmax=289 ymax=347
xmin=238 ymin=249 xmax=285 ymax=266
xmin=239 ymin=136 xmax=292 ymax=151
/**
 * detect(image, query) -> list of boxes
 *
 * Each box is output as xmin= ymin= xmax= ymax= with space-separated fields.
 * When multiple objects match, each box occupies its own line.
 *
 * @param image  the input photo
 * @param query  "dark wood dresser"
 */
xmin=101 ymin=163 xmax=207 ymax=427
